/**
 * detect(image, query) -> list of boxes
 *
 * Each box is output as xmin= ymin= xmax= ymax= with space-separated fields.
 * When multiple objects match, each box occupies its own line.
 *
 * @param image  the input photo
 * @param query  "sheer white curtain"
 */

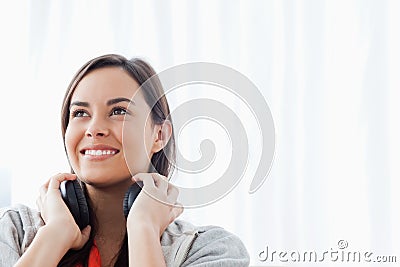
xmin=0 ymin=0 xmax=399 ymax=266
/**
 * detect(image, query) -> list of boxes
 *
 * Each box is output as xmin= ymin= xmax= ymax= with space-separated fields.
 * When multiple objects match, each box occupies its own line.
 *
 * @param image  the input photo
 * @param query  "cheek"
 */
xmin=123 ymin=124 xmax=153 ymax=171
xmin=124 ymin=128 xmax=146 ymax=156
xmin=144 ymin=122 xmax=156 ymax=152
xmin=64 ymin=126 xmax=80 ymax=163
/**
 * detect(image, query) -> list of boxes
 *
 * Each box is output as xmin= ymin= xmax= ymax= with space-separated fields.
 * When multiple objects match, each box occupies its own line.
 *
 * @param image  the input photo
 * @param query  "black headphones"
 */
xmin=60 ymin=180 xmax=142 ymax=229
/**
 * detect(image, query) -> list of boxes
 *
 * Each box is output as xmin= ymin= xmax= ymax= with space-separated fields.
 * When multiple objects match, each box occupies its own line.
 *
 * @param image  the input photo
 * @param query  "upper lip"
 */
xmin=80 ymin=144 xmax=120 ymax=154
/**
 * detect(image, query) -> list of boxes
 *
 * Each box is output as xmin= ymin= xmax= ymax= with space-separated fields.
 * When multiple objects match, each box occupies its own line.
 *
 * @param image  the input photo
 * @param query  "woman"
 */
xmin=0 ymin=54 xmax=250 ymax=266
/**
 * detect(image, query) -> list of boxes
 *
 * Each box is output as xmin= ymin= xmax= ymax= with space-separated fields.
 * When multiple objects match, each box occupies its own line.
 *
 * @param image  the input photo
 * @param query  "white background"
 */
xmin=0 ymin=1 xmax=399 ymax=266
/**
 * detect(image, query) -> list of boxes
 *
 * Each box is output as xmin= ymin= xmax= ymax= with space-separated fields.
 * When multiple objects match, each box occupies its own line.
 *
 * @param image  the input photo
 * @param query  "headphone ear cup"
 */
xmin=72 ymin=180 xmax=90 ymax=229
xmin=60 ymin=180 xmax=89 ymax=229
xmin=123 ymin=182 xmax=143 ymax=218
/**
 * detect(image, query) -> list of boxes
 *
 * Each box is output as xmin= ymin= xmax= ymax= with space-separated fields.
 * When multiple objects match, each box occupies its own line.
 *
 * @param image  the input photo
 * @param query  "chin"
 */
xmin=83 ymin=173 xmax=132 ymax=188
xmin=84 ymin=179 xmax=128 ymax=189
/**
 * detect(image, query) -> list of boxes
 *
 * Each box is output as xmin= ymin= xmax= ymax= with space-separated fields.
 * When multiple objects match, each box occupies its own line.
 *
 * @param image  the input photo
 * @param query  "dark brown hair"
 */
xmin=58 ymin=54 xmax=176 ymax=266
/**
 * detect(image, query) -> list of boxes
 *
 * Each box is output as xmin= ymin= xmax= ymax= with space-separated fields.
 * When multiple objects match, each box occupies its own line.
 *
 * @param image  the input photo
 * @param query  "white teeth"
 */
xmin=84 ymin=150 xmax=116 ymax=156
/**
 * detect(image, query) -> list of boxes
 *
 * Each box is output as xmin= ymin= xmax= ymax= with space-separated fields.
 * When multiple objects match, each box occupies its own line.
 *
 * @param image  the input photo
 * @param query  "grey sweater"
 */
xmin=0 ymin=205 xmax=249 ymax=266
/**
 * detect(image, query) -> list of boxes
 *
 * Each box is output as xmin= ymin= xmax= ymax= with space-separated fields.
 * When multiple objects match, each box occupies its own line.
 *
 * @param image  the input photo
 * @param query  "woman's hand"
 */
xmin=126 ymin=173 xmax=183 ymax=266
xmin=126 ymin=173 xmax=183 ymax=237
xmin=36 ymin=173 xmax=91 ymax=250
xmin=15 ymin=174 xmax=91 ymax=266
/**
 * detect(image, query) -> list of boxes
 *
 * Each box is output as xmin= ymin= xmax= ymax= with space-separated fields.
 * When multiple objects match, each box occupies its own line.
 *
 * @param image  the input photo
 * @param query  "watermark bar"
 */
xmin=258 ymin=240 xmax=397 ymax=264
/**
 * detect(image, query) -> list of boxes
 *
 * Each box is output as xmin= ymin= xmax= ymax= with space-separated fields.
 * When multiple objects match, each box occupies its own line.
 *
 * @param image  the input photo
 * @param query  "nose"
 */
xmin=85 ymin=118 xmax=110 ymax=138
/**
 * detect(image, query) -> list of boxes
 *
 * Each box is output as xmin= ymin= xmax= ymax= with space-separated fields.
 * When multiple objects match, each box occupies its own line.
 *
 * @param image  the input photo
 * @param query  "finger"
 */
xmin=166 ymin=185 xmax=179 ymax=205
xmin=152 ymin=173 xmax=168 ymax=192
xmin=48 ymin=173 xmax=77 ymax=190
xmin=39 ymin=184 xmax=47 ymax=198
xmin=37 ymin=185 xmax=47 ymax=210
xmin=41 ymin=173 xmax=68 ymax=189
xmin=170 ymin=203 xmax=184 ymax=223
xmin=41 ymin=178 xmax=51 ymax=190
xmin=36 ymin=197 xmax=42 ymax=212
xmin=153 ymin=173 xmax=168 ymax=182
xmin=81 ymin=225 xmax=91 ymax=244
xmin=132 ymin=173 xmax=156 ymax=189
xmin=72 ymin=225 xmax=91 ymax=250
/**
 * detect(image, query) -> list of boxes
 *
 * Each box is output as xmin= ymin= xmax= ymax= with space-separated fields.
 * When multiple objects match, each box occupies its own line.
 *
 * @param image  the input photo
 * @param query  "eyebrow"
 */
xmin=70 ymin=97 xmax=136 ymax=109
xmin=106 ymin=97 xmax=136 ymax=106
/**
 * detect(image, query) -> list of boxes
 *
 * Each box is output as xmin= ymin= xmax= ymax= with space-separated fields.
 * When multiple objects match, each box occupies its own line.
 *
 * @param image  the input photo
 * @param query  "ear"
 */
xmin=151 ymin=120 xmax=172 ymax=153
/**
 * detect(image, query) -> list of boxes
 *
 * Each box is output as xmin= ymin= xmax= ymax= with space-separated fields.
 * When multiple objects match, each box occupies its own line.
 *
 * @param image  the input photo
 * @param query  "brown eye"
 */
xmin=72 ymin=109 xmax=89 ymax=118
xmin=111 ymin=107 xmax=128 ymax=116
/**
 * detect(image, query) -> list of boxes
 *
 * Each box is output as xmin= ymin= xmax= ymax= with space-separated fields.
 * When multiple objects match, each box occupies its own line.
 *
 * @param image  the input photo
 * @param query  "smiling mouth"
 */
xmin=81 ymin=149 xmax=120 ymax=156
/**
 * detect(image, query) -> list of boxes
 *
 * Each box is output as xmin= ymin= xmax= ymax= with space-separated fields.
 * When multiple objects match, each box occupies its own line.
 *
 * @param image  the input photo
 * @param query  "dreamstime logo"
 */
xmin=123 ymin=62 xmax=275 ymax=208
xmin=258 ymin=240 xmax=398 ymax=264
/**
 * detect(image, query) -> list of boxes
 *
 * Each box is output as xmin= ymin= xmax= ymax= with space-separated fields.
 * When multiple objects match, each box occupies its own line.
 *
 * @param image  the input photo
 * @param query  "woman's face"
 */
xmin=65 ymin=67 xmax=159 ymax=187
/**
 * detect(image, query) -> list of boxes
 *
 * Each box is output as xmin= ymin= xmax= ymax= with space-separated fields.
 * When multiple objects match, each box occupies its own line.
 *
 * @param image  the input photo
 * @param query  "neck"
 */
xmin=84 ymin=180 xmax=132 ymax=266
xmin=85 ymin=180 xmax=131 ymax=236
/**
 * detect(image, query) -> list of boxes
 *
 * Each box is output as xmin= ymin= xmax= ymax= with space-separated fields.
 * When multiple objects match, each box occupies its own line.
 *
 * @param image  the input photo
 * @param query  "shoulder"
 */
xmin=162 ymin=220 xmax=249 ymax=266
xmin=0 ymin=204 xmax=43 ymax=231
xmin=0 ymin=204 xmax=44 ymax=252
xmin=1 ymin=204 xmax=40 ymax=220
